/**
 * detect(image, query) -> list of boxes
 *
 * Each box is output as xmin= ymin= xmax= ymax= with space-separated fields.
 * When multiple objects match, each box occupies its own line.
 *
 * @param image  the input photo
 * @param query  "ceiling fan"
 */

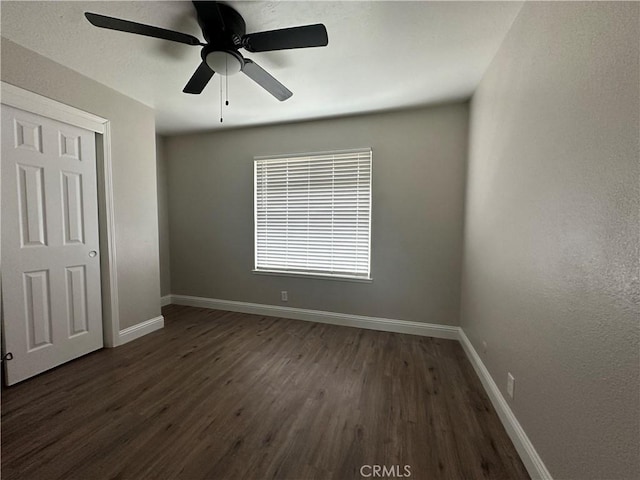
xmin=84 ymin=1 xmax=329 ymax=101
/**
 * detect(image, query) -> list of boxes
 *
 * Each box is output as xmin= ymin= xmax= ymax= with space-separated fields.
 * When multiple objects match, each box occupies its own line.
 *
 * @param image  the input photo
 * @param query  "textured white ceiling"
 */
xmin=1 ymin=1 xmax=523 ymax=134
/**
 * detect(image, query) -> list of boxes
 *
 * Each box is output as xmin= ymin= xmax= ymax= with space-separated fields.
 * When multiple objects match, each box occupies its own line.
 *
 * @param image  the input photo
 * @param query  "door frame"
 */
xmin=1 ymin=81 xmax=120 ymax=347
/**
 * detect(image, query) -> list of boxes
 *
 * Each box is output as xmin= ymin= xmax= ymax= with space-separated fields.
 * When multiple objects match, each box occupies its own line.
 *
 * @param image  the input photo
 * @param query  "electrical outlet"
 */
xmin=482 ymin=341 xmax=487 ymax=353
xmin=281 ymin=290 xmax=288 ymax=302
xmin=507 ymin=372 xmax=515 ymax=399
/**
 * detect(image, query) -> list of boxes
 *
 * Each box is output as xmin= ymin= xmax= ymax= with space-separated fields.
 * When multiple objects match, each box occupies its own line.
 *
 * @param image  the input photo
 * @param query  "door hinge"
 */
xmin=1 ymin=352 xmax=13 ymax=362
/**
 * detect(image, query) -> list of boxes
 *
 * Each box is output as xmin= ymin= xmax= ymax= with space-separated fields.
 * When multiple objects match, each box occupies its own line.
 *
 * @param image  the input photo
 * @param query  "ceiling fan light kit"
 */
xmin=204 ymin=50 xmax=243 ymax=76
xmin=84 ymin=1 xmax=328 ymax=106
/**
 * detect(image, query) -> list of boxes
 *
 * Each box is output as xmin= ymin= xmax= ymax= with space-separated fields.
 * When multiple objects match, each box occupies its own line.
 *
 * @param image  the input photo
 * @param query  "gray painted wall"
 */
xmin=165 ymin=104 xmax=469 ymax=325
xmin=1 ymin=38 xmax=161 ymax=330
xmin=460 ymin=2 xmax=639 ymax=479
xmin=156 ymin=135 xmax=172 ymax=297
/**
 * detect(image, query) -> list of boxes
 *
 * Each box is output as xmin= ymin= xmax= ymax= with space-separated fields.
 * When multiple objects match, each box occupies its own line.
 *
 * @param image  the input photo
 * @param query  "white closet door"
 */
xmin=1 ymin=104 xmax=103 ymax=385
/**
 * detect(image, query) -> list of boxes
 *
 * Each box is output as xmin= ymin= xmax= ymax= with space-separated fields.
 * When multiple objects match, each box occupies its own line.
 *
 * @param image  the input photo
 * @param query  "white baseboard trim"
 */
xmin=458 ymin=330 xmax=552 ymax=480
xmin=170 ymin=294 xmax=460 ymax=340
xmin=160 ymin=295 xmax=172 ymax=307
xmin=118 ymin=315 xmax=164 ymax=346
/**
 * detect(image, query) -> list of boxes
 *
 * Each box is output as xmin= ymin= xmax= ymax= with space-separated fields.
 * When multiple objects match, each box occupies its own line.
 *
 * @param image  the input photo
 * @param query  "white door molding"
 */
xmin=1 ymin=81 xmax=120 ymax=348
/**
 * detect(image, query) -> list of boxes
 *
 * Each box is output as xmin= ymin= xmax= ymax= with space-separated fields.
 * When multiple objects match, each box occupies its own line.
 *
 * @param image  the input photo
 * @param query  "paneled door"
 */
xmin=1 ymin=104 xmax=103 ymax=385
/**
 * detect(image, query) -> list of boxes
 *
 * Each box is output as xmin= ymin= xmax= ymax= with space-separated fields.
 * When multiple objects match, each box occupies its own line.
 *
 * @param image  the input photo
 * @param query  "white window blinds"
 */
xmin=254 ymin=148 xmax=372 ymax=279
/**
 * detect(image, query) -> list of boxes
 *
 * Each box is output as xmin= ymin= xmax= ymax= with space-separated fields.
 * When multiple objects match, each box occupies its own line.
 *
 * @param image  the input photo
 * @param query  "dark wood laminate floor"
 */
xmin=2 ymin=305 xmax=529 ymax=480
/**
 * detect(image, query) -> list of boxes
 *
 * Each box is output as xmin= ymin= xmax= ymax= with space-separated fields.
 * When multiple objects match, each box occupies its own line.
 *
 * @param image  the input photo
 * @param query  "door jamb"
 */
xmin=1 ymin=81 xmax=120 ymax=347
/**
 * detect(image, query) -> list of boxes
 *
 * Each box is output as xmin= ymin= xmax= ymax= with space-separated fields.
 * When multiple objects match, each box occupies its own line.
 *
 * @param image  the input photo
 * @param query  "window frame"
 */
xmin=253 ymin=148 xmax=373 ymax=282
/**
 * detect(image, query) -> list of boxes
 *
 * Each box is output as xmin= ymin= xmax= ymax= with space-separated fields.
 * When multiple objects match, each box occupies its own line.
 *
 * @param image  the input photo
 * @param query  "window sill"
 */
xmin=252 ymin=269 xmax=373 ymax=283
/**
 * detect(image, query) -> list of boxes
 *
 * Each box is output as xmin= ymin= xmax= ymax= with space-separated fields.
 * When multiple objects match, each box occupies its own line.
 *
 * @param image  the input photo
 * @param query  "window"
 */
xmin=254 ymin=148 xmax=372 ymax=280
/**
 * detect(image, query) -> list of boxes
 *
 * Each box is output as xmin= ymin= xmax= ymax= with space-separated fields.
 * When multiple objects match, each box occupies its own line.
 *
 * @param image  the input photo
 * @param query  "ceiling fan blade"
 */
xmin=183 ymin=62 xmax=215 ymax=94
xmin=243 ymin=24 xmax=328 ymax=52
xmin=242 ymin=59 xmax=292 ymax=101
xmin=85 ymin=12 xmax=203 ymax=46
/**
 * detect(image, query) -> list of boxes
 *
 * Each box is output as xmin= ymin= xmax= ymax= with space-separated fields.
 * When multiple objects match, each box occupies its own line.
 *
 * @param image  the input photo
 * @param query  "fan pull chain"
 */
xmin=219 ymin=72 xmax=223 ymax=123
xmin=225 ymin=56 xmax=229 ymax=106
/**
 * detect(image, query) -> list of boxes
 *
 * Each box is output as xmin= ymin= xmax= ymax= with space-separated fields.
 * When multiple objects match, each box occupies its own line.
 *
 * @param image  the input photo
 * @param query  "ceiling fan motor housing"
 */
xmin=197 ymin=2 xmax=246 ymax=47
xmin=197 ymin=3 xmax=247 ymax=76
